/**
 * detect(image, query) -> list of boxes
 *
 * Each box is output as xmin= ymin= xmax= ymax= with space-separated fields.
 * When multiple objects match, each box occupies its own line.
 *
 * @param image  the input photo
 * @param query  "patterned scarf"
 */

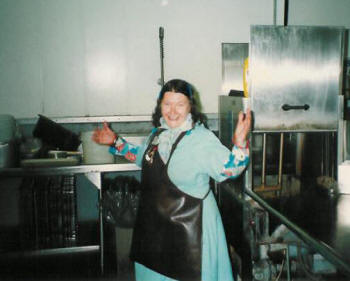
xmin=158 ymin=114 xmax=193 ymax=163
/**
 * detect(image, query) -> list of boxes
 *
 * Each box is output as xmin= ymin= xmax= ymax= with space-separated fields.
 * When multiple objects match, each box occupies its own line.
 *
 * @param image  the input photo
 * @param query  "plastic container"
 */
xmin=0 ymin=142 xmax=17 ymax=168
xmin=0 ymin=114 xmax=16 ymax=143
xmin=81 ymin=131 xmax=114 ymax=164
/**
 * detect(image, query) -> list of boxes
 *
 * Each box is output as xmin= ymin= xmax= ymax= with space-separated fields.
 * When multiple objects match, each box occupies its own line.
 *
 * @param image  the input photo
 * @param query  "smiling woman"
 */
xmin=92 ymin=78 xmax=251 ymax=281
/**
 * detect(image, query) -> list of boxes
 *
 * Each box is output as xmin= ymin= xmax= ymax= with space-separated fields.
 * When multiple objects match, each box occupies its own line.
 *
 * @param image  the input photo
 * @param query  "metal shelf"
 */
xmin=17 ymin=115 xmax=152 ymax=125
xmin=0 ymin=162 xmax=140 ymax=275
xmin=0 ymin=163 xmax=140 ymax=177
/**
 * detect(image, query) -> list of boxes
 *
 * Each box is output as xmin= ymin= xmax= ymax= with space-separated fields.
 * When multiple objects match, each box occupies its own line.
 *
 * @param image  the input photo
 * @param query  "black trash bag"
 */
xmin=101 ymin=176 xmax=141 ymax=228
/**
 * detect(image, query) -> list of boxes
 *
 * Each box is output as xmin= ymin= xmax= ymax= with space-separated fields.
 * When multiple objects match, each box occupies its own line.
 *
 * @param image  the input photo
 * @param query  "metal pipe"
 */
xmin=286 ymin=246 xmax=291 ymax=281
xmin=262 ymin=133 xmax=267 ymax=185
xmin=284 ymin=0 xmax=289 ymax=26
xmin=278 ymin=133 xmax=284 ymax=185
xmin=96 ymin=173 xmax=104 ymax=275
xmin=295 ymin=133 xmax=304 ymax=177
xmin=159 ymin=27 xmax=165 ymax=87
xmin=273 ymin=0 xmax=277 ymax=26
xmin=244 ymin=188 xmax=350 ymax=277
xmin=331 ymin=132 xmax=336 ymax=178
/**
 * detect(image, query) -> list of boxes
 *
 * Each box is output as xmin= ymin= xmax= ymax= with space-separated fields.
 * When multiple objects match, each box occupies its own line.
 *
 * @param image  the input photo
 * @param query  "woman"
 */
xmin=92 ymin=79 xmax=251 ymax=281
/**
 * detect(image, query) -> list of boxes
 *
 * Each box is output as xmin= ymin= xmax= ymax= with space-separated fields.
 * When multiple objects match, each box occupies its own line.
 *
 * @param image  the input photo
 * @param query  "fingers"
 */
xmin=238 ymin=108 xmax=251 ymax=121
xmin=233 ymin=109 xmax=252 ymax=147
xmin=92 ymin=122 xmax=117 ymax=145
xmin=103 ymin=121 xmax=110 ymax=130
xmin=91 ymin=128 xmax=101 ymax=143
xmin=244 ymin=109 xmax=252 ymax=130
xmin=237 ymin=109 xmax=251 ymax=131
xmin=245 ymin=108 xmax=251 ymax=120
xmin=91 ymin=122 xmax=109 ymax=144
xmin=238 ymin=111 xmax=244 ymax=123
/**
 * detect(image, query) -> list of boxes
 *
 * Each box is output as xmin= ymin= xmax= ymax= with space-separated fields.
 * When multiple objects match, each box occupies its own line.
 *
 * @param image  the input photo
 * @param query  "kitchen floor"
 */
xmin=2 ymin=252 xmax=348 ymax=281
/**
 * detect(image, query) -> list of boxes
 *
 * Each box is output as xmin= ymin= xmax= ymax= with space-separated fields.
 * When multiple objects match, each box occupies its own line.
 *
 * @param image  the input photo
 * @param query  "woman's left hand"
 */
xmin=233 ymin=108 xmax=252 ymax=148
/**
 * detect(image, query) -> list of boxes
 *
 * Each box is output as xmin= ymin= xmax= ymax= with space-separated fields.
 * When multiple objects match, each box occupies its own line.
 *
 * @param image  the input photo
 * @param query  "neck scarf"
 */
xmin=157 ymin=114 xmax=193 ymax=163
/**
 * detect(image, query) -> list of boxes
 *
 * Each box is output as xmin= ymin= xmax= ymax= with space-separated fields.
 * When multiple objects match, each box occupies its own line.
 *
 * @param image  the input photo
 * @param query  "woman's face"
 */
xmin=161 ymin=91 xmax=191 ymax=129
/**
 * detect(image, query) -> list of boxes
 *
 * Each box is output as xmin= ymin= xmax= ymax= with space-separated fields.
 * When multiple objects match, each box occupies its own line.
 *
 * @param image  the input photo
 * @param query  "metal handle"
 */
xmin=282 ymin=104 xmax=310 ymax=111
xmin=159 ymin=27 xmax=165 ymax=87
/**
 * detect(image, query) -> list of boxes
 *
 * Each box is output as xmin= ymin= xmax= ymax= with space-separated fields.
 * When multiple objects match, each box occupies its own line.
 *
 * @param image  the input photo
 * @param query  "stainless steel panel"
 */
xmin=221 ymin=43 xmax=249 ymax=94
xmin=250 ymin=25 xmax=345 ymax=132
xmin=218 ymin=96 xmax=243 ymax=148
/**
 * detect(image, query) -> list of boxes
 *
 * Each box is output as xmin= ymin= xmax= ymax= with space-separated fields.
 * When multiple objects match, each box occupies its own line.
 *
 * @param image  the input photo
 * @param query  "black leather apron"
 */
xmin=130 ymin=129 xmax=209 ymax=281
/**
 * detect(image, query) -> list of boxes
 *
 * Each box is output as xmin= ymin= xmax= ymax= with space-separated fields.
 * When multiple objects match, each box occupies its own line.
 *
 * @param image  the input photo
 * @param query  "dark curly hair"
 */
xmin=151 ymin=79 xmax=208 ymax=128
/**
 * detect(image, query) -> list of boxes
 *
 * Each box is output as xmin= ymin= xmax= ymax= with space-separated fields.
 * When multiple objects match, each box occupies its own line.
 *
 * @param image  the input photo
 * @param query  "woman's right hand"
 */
xmin=92 ymin=122 xmax=117 ymax=145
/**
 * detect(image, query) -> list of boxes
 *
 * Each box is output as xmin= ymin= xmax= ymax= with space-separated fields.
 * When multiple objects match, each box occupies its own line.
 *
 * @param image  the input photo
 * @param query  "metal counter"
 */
xmin=0 ymin=163 xmax=140 ymax=177
xmin=0 ymin=162 xmax=141 ymax=275
xmin=245 ymin=188 xmax=350 ymax=277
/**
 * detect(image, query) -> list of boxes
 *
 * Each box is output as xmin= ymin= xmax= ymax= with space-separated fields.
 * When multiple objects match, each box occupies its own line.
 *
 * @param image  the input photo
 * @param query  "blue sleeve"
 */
xmin=196 ymin=129 xmax=249 ymax=182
